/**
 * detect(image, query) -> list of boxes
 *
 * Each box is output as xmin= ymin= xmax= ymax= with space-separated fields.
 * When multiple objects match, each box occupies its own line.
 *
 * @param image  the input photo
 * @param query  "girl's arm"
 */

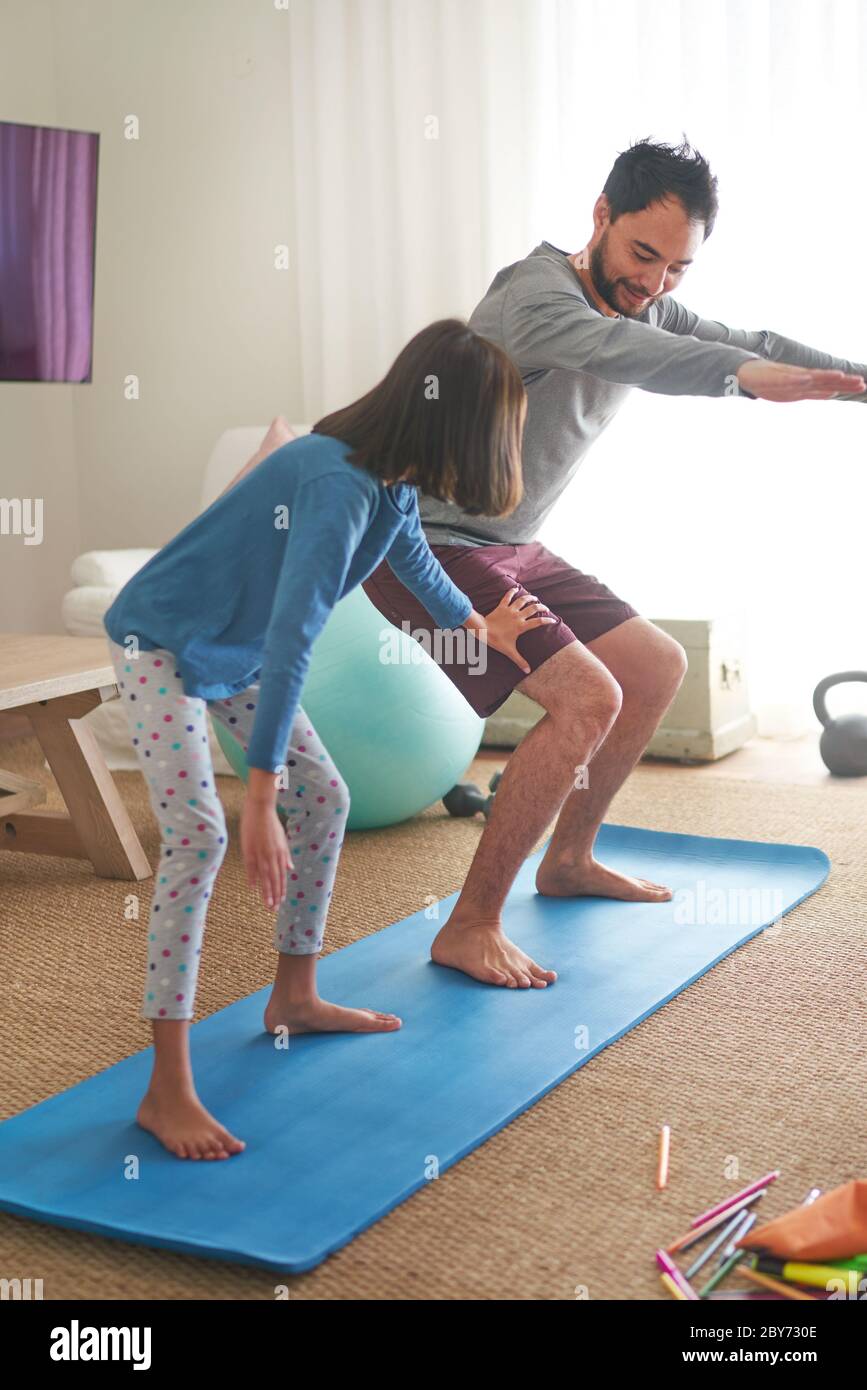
xmin=245 ymin=470 xmax=371 ymax=775
xmin=384 ymin=500 xmax=474 ymax=630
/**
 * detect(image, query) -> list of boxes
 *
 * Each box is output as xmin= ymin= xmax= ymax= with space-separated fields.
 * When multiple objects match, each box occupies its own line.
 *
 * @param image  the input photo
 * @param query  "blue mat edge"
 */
xmin=0 ymin=825 xmax=833 ymax=1273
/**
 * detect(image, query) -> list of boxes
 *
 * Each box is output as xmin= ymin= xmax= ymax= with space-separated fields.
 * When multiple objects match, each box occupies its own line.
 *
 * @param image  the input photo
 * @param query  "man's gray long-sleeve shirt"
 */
xmin=418 ymin=240 xmax=867 ymax=547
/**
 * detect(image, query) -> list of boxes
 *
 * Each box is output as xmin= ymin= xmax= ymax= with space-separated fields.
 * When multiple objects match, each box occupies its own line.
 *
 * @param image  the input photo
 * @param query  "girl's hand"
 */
xmin=240 ymin=794 xmax=293 ymax=910
xmin=470 ymin=587 xmax=556 ymax=675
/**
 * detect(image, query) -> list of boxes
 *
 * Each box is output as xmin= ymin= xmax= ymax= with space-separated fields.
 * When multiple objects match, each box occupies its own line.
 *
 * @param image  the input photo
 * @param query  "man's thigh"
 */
xmin=361 ymin=542 xmax=639 ymax=719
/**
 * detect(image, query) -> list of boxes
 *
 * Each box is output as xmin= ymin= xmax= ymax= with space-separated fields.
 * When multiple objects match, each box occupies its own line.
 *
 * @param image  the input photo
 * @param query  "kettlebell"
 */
xmin=812 ymin=671 xmax=867 ymax=776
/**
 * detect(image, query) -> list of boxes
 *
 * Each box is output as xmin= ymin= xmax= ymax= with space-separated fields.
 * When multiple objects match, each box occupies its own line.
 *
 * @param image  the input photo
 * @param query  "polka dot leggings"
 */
xmin=108 ymin=641 xmax=349 ymax=1022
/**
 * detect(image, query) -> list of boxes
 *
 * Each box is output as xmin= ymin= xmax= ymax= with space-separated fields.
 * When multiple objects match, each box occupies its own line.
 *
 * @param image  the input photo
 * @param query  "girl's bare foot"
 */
xmin=431 ymin=914 xmax=557 ymax=988
xmin=536 ymin=855 xmax=672 ymax=902
xmin=136 ymin=1089 xmax=246 ymax=1161
xmin=263 ymin=997 xmax=402 ymax=1035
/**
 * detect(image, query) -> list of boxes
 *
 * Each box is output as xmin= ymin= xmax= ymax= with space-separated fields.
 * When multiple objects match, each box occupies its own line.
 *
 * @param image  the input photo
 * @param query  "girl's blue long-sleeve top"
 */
xmin=103 ymin=434 xmax=474 ymax=772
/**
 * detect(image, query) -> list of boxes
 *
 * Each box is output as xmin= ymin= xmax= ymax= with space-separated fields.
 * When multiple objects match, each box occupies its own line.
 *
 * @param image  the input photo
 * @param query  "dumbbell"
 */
xmin=443 ymin=769 xmax=503 ymax=818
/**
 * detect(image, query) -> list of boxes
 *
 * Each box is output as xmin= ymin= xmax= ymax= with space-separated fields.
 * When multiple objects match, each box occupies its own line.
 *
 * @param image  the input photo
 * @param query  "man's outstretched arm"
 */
xmin=507 ymin=289 xmax=864 ymax=403
xmin=657 ymin=297 xmax=867 ymax=403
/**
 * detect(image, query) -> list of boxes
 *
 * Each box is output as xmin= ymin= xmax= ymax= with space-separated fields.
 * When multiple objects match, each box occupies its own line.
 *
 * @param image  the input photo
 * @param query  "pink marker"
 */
xmin=655 ymin=1248 xmax=699 ymax=1301
xmin=690 ymin=1171 xmax=780 ymax=1229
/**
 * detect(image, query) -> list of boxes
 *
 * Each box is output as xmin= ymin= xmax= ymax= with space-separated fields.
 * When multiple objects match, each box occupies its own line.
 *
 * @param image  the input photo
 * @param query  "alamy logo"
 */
xmin=379 ymin=622 xmax=487 ymax=674
xmin=0 ymin=1276 xmax=43 ymax=1299
xmin=49 ymin=1320 xmax=152 ymax=1370
xmin=0 ymin=497 xmax=43 ymax=545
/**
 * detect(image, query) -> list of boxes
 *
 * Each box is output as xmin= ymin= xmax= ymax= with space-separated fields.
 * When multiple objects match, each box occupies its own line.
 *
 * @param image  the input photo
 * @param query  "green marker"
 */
xmin=825 ymin=1253 xmax=867 ymax=1272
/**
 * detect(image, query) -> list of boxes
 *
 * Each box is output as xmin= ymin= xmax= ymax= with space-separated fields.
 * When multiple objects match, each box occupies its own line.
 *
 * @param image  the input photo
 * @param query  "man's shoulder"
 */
xmin=469 ymin=242 xmax=586 ymax=341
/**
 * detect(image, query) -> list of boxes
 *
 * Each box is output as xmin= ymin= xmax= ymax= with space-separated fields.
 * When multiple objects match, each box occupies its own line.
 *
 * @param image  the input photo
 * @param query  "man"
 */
xmin=361 ymin=137 xmax=867 ymax=990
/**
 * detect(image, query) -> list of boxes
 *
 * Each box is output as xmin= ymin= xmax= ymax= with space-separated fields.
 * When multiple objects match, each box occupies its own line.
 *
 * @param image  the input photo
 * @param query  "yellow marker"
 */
xmin=660 ymin=1271 xmax=687 ymax=1300
xmin=756 ymin=1257 xmax=861 ymax=1291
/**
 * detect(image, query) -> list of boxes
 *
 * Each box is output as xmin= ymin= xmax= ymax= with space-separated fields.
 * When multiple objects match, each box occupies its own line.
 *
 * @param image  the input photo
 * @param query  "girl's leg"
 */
xmin=207 ymin=695 xmax=401 ymax=1034
xmin=109 ymin=641 xmax=244 ymax=1160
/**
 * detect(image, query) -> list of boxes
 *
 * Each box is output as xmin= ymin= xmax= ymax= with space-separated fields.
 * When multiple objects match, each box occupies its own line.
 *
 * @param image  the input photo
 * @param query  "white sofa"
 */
xmin=63 ymin=425 xmax=312 ymax=771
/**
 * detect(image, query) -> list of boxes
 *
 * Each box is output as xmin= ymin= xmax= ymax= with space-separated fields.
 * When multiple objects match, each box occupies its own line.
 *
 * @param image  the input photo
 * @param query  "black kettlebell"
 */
xmin=443 ymin=769 xmax=502 ymax=818
xmin=813 ymin=671 xmax=867 ymax=776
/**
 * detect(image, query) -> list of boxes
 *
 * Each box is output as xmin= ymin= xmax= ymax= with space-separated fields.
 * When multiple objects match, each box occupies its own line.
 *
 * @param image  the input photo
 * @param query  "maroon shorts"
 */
xmin=362 ymin=541 xmax=639 ymax=719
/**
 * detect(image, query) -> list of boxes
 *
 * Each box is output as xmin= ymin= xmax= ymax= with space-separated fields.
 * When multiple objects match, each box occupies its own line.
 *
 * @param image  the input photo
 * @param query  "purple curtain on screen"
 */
xmin=0 ymin=122 xmax=98 ymax=382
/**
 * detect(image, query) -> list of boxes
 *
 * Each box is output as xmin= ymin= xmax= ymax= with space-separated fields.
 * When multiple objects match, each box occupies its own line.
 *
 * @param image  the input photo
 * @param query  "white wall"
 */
xmin=0 ymin=0 xmax=303 ymax=632
xmin=0 ymin=0 xmax=80 ymax=634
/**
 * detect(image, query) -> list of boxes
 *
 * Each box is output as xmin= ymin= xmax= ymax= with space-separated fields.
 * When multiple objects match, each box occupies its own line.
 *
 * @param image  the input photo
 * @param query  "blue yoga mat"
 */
xmin=0 ymin=824 xmax=828 ymax=1273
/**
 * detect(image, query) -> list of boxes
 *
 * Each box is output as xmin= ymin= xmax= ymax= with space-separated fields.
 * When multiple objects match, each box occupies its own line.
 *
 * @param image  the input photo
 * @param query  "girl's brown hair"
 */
xmin=312 ymin=318 xmax=525 ymax=517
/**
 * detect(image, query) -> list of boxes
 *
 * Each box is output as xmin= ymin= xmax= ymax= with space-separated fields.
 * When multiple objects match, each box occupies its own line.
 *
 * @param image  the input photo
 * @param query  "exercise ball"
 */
xmin=213 ymin=585 xmax=484 ymax=830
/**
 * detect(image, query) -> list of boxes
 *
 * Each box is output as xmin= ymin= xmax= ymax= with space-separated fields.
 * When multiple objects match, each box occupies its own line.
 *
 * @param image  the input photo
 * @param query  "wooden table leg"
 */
xmin=2 ymin=689 xmax=152 ymax=881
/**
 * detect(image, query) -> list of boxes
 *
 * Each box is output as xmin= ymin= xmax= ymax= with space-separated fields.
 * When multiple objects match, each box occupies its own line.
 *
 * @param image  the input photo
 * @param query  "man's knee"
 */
xmin=523 ymin=645 xmax=622 ymax=747
xmin=653 ymin=630 xmax=688 ymax=697
xmin=578 ymin=668 xmax=623 ymax=748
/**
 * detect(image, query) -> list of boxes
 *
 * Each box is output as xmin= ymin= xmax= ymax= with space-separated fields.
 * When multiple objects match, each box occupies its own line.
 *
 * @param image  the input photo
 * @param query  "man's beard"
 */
xmin=589 ymin=241 xmax=647 ymax=318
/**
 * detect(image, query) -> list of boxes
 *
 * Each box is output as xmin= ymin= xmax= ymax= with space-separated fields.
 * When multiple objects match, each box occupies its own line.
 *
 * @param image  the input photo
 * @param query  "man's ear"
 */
xmin=593 ymin=192 xmax=611 ymax=234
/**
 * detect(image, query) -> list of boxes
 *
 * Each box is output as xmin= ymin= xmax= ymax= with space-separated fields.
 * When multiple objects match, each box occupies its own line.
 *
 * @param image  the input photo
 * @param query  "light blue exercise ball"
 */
xmin=214 ymin=585 xmax=484 ymax=830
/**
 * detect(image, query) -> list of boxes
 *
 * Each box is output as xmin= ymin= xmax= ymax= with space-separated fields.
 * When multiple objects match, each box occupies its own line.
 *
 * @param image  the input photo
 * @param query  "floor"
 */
xmin=481 ymin=731 xmax=837 ymax=787
xmin=1 ymin=723 xmax=864 ymax=1299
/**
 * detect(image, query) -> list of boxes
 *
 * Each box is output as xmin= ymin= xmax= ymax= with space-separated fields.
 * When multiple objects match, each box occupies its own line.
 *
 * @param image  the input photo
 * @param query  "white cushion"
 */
xmin=71 ymin=548 xmax=157 ymax=589
xmin=61 ymin=585 xmax=118 ymax=637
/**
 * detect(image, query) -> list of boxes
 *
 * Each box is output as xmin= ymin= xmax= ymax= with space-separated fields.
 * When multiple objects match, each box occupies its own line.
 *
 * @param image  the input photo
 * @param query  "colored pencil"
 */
xmin=685 ymin=1207 xmax=752 ymax=1280
xmin=657 ymin=1125 xmax=671 ymax=1189
xmin=690 ymin=1170 xmax=780 ymax=1229
xmin=699 ymin=1247 xmax=747 ymax=1297
xmin=706 ymin=1289 xmax=784 ymax=1301
xmin=739 ymin=1266 xmax=819 ymax=1301
xmin=660 ymin=1272 xmax=687 ymax=1301
xmin=666 ymin=1190 xmax=765 ymax=1254
xmin=717 ymin=1211 xmax=757 ymax=1267
xmin=656 ymin=1247 xmax=700 ymax=1300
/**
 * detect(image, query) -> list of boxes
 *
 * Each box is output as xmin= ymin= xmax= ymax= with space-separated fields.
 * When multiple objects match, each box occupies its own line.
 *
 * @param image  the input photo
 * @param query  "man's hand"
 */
xmin=737 ymin=360 xmax=867 ymax=402
xmin=465 ymin=588 xmax=556 ymax=675
xmin=241 ymin=770 xmax=293 ymax=910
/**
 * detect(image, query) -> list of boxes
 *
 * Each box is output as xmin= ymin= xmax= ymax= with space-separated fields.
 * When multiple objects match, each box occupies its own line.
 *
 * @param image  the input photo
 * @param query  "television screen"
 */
xmin=0 ymin=120 xmax=99 ymax=383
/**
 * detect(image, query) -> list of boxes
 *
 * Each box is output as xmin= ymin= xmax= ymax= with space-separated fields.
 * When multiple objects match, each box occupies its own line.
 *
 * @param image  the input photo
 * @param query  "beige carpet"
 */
xmin=0 ymin=734 xmax=864 ymax=1301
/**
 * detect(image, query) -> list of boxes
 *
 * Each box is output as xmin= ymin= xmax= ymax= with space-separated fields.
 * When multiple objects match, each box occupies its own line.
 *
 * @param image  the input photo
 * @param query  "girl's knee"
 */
xmin=320 ymin=763 xmax=349 ymax=811
xmin=161 ymin=809 xmax=228 ymax=870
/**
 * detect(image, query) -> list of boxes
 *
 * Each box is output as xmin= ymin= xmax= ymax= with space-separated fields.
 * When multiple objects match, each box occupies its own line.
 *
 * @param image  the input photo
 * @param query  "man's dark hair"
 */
xmin=602 ymin=135 xmax=719 ymax=239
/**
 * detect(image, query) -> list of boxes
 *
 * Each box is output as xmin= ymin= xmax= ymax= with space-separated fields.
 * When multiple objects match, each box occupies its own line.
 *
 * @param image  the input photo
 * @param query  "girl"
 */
xmin=104 ymin=318 xmax=554 ymax=1161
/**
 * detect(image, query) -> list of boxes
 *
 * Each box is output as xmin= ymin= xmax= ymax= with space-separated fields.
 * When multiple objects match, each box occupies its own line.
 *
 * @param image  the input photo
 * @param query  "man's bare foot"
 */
xmin=431 ymin=914 xmax=557 ymax=988
xmin=136 ymin=1089 xmax=246 ymax=1161
xmin=263 ymin=997 xmax=402 ymax=1035
xmin=536 ymin=855 xmax=672 ymax=902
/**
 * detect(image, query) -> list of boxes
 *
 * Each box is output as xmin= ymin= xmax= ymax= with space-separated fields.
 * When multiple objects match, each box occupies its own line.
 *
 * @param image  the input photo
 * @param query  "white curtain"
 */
xmin=288 ymin=0 xmax=867 ymax=729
